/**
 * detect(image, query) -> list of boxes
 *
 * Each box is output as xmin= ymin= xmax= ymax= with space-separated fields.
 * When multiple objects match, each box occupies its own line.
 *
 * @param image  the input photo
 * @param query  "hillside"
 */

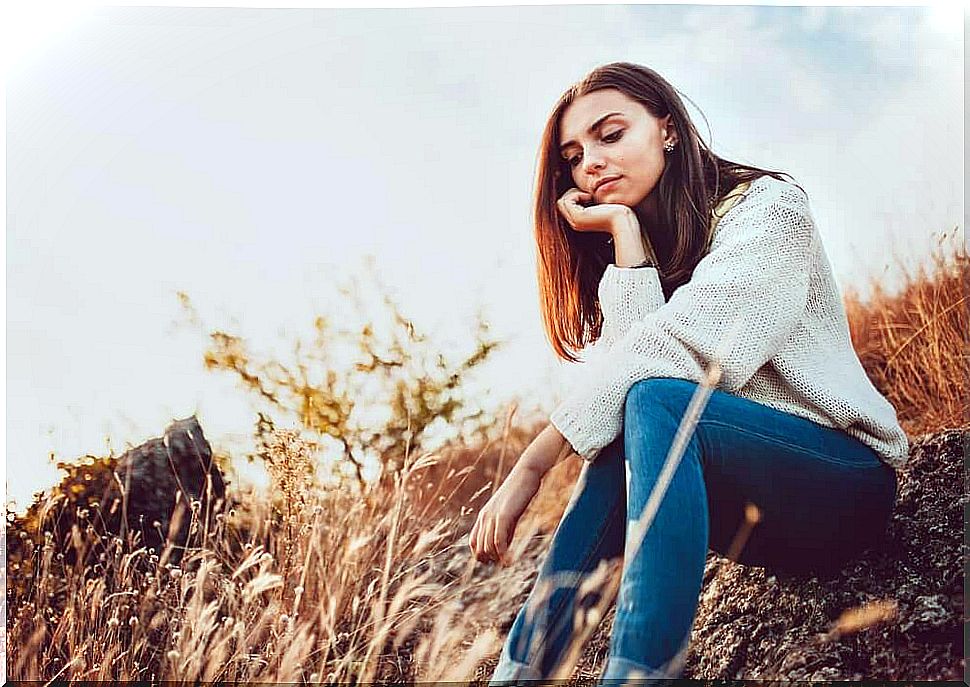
xmin=6 ymin=235 xmax=966 ymax=682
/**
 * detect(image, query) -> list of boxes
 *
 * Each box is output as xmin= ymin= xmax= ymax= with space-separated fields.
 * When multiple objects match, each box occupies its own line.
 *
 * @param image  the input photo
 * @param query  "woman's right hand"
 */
xmin=556 ymin=187 xmax=637 ymax=237
xmin=468 ymin=465 xmax=542 ymax=566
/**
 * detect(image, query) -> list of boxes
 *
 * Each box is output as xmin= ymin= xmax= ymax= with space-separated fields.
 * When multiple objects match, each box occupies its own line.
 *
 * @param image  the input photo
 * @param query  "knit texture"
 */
xmin=550 ymin=175 xmax=910 ymax=469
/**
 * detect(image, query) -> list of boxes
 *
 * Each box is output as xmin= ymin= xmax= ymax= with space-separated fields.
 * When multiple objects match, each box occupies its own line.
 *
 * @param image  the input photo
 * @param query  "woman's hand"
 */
xmin=468 ymin=465 xmax=542 ymax=566
xmin=556 ymin=187 xmax=636 ymax=237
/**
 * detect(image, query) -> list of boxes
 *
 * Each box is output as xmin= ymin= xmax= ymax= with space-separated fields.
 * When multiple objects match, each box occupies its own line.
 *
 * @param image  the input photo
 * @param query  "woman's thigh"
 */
xmin=633 ymin=378 xmax=898 ymax=576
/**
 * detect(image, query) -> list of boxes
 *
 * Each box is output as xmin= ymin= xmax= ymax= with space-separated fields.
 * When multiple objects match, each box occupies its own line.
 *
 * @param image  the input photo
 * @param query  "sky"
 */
xmin=5 ymin=1 xmax=965 ymax=512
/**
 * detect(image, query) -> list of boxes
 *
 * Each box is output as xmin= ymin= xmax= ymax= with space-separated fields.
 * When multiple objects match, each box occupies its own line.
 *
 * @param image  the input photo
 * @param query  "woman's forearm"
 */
xmin=611 ymin=210 xmax=657 ymax=267
xmin=515 ymin=422 xmax=574 ymax=477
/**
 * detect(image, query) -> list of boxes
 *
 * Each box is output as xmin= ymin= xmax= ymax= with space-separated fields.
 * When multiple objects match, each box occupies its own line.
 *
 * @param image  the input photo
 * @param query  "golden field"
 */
xmin=6 ymin=231 xmax=967 ymax=682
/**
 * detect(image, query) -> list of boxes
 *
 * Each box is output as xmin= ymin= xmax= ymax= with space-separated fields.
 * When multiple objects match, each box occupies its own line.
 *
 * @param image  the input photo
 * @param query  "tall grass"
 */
xmin=7 ymin=427 xmax=519 ymax=681
xmin=7 ymin=230 xmax=967 ymax=682
xmin=843 ymin=231 xmax=968 ymax=436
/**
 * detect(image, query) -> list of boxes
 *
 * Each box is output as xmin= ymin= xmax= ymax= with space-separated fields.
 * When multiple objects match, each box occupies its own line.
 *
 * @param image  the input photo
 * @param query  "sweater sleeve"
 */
xmin=596 ymin=180 xmax=752 ymax=348
xmin=551 ymin=182 xmax=818 ymax=462
xmin=597 ymin=264 xmax=666 ymax=348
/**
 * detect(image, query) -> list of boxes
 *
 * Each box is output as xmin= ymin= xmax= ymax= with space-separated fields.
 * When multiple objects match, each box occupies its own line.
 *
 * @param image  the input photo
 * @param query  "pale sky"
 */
xmin=5 ymin=1 xmax=965 ymax=511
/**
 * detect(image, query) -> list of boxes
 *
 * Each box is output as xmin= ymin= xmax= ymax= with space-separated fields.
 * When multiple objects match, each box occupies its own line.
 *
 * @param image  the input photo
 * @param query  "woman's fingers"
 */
xmin=471 ymin=507 xmax=516 ymax=565
xmin=557 ymin=188 xmax=595 ymax=231
xmin=562 ymin=187 xmax=592 ymax=206
xmin=492 ymin=516 xmax=509 ymax=565
xmin=468 ymin=517 xmax=480 ymax=556
xmin=556 ymin=197 xmax=571 ymax=222
xmin=558 ymin=198 xmax=580 ymax=228
xmin=470 ymin=511 xmax=492 ymax=563
xmin=481 ymin=516 xmax=496 ymax=563
xmin=477 ymin=520 xmax=490 ymax=562
xmin=489 ymin=517 xmax=502 ymax=562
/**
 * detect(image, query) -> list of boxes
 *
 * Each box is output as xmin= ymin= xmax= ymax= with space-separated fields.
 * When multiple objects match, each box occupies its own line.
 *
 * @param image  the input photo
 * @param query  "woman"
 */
xmin=468 ymin=62 xmax=908 ymax=682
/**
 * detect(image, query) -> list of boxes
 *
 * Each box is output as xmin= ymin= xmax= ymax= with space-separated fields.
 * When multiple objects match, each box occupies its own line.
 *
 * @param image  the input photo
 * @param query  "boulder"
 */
xmin=678 ymin=429 xmax=966 ymax=681
xmin=7 ymin=415 xmax=228 ymax=600
xmin=111 ymin=415 xmax=227 ymax=555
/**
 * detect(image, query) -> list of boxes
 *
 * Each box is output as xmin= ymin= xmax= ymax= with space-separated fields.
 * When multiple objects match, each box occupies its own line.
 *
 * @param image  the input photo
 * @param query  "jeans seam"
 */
xmin=524 ymin=491 xmax=624 ymax=669
xmin=698 ymin=418 xmax=880 ymax=470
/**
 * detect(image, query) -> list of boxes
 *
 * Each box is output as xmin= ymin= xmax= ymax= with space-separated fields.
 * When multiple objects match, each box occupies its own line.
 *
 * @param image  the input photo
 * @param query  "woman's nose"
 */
xmin=582 ymin=152 xmax=606 ymax=175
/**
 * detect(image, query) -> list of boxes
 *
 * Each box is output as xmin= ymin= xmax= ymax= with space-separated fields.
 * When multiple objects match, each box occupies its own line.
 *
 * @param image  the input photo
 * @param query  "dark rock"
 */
xmin=113 ymin=415 xmax=227 ymax=555
xmin=680 ymin=428 xmax=966 ymax=681
xmin=7 ymin=415 xmax=228 ymax=591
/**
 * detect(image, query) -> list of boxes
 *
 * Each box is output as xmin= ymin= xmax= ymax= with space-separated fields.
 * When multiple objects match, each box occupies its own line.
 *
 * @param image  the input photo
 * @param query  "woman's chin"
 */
xmin=599 ymin=191 xmax=625 ymax=205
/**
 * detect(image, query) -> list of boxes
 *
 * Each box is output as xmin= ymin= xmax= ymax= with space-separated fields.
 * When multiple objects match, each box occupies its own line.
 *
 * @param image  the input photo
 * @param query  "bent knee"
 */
xmin=624 ymin=377 xmax=697 ymax=422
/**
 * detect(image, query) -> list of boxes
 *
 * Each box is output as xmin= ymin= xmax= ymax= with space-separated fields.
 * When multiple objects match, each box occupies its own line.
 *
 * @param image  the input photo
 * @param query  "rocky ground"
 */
xmin=454 ymin=428 xmax=967 ymax=683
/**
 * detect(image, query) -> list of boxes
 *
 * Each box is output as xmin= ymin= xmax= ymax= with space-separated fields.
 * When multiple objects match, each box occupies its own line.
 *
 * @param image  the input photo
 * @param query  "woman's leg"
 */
xmin=599 ymin=378 xmax=712 ymax=682
xmin=489 ymin=433 xmax=627 ymax=683
xmin=600 ymin=377 xmax=897 ymax=681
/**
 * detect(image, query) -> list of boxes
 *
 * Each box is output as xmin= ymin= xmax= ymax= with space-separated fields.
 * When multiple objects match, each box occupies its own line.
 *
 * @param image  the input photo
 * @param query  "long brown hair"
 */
xmin=535 ymin=62 xmax=803 ymax=362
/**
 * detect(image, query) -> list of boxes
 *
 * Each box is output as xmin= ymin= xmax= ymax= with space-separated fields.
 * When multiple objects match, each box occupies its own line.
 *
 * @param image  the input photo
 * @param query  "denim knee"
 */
xmin=624 ymin=377 xmax=694 ymax=426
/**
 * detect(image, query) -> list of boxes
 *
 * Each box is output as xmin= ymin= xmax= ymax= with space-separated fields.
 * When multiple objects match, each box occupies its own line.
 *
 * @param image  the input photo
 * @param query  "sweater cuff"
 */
xmin=550 ymin=403 xmax=603 ymax=463
xmin=598 ymin=264 xmax=666 ymax=342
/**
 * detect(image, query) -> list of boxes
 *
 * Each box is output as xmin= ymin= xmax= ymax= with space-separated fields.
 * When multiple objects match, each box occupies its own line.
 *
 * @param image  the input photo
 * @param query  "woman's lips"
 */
xmin=597 ymin=177 xmax=621 ymax=194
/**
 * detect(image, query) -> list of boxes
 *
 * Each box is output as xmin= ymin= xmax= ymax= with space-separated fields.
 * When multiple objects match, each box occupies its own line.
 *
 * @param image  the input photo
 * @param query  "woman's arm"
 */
xmin=598 ymin=183 xmax=752 ymax=348
xmin=468 ymin=422 xmax=575 ymax=565
xmin=516 ymin=421 xmax=575 ymax=477
xmin=597 ymin=212 xmax=666 ymax=350
xmin=612 ymin=209 xmax=658 ymax=267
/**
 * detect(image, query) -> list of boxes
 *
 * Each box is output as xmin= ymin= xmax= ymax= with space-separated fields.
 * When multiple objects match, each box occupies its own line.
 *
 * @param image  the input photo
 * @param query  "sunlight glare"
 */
xmin=924 ymin=1 xmax=966 ymax=40
xmin=1 ymin=2 xmax=96 ymax=78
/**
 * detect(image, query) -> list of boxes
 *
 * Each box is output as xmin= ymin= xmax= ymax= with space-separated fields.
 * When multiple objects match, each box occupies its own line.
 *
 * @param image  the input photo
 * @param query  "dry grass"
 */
xmin=843 ymin=230 xmax=968 ymax=436
xmin=7 ymin=427 xmax=528 ymax=681
xmin=7 ymin=230 xmax=967 ymax=682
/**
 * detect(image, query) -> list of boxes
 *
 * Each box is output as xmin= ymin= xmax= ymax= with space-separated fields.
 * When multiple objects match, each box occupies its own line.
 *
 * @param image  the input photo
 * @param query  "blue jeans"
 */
xmin=489 ymin=378 xmax=898 ymax=684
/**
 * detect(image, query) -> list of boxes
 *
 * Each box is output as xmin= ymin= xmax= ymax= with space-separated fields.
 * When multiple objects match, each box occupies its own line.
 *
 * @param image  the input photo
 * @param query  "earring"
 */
xmin=663 ymin=140 xmax=676 ymax=153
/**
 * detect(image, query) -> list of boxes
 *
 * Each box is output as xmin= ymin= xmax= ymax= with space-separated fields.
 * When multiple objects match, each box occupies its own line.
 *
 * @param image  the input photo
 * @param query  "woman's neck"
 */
xmin=634 ymin=191 xmax=661 ymax=230
xmin=633 ymin=192 xmax=672 ymax=267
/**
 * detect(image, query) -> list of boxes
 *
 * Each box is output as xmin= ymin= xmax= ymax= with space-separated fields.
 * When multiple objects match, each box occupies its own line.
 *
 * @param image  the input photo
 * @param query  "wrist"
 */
xmin=608 ymin=207 xmax=640 ymax=238
xmin=516 ymin=423 xmax=571 ymax=477
xmin=609 ymin=209 xmax=658 ymax=266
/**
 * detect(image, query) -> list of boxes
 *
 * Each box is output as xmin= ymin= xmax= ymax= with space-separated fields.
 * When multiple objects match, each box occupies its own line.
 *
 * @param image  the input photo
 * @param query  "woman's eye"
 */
xmin=565 ymin=130 xmax=624 ymax=167
xmin=603 ymin=129 xmax=623 ymax=143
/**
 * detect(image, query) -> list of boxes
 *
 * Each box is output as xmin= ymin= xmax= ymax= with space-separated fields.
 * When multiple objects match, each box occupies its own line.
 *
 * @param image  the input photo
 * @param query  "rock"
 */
xmin=112 ymin=415 xmax=227 ymax=556
xmin=679 ymin=428 xmax=967 ymax=681
xmin=7 ymin=415 xmax=228 ymax=584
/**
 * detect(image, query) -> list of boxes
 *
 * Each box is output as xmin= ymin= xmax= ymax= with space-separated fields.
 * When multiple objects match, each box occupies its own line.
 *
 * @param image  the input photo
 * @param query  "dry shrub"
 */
xmin=844 ymin=231 xmax=968 ymax=437
xmin=399 ymin=402 xmax=583 ymax=535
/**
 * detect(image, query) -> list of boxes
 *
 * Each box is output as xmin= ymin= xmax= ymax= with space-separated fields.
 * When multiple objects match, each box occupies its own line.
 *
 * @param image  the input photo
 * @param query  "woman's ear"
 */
xmin=663 ymin=115 xmax=677 ymax=144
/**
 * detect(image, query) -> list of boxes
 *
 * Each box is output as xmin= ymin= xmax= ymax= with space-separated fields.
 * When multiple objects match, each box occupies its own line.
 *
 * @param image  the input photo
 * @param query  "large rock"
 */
xmin=7 ymin=415 xmax=228 ymax=597
xmin=678 ymin=428 xmax=966 ymax=681
xmin=111 ymin=415 xmax=227 ymax=555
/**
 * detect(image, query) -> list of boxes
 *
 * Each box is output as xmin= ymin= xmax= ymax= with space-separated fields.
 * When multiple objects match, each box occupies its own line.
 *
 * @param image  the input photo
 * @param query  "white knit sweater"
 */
xmin=549 ymin=175 xmax=910 ymax=469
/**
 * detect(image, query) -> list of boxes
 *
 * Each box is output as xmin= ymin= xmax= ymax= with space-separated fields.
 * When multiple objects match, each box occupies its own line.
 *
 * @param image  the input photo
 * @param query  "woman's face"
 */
xmin=557 ymin=88 xmax=676 ymax=208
